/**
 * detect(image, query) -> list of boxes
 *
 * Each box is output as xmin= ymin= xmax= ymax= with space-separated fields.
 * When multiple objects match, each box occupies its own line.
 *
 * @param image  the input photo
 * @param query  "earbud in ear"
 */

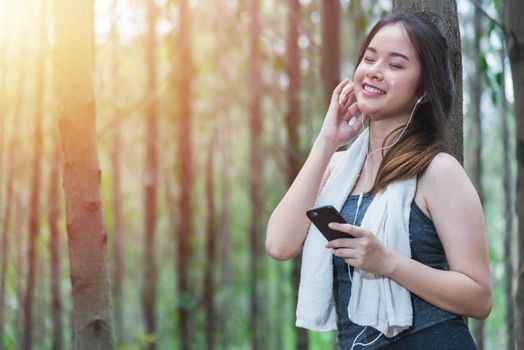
xmin=416 ymin=93 xmax=427 ymax=104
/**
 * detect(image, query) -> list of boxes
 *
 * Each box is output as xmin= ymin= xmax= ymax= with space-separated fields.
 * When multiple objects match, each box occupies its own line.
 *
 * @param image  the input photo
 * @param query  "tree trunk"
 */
xmin=248 ymin=0 xmax=265 ymax=349
xmin=286 ymin=1 xmax=308 ymax=349
xmin=500 ymin=40 xmax=516 ymax=350
xmin=51 ymin=0 xmax=114 ymax=348
xmin=15 ymin=197 xmax=24 ymax=348
xmin=21 ymin=0 xmax=46 ymax=346
xmin=0 ymin=120 xmax=14 ymax=350
xmin=503 ymin=0 xmax=524 ymax=348
xmin=204 ymin=130 xmax=217 ymax=350
xmin=109 ymin=0 xmax=124 ymax=345
xmin=175 ymin=0 xmax=194 ymax=348
xmin=392 ymin=0 xmax=463 ymax=164
xmin=321 ymin=0 xmax=341 ymax=110
xmin=48 ymin=128 xmax=64 ymax=350
xmin=218 ymin=113 xmax=232 ymax=350
xmin=143 ymin=0 xmax=158 ymax=348
xmin=468 ymin=5 xmax=485 ymax=349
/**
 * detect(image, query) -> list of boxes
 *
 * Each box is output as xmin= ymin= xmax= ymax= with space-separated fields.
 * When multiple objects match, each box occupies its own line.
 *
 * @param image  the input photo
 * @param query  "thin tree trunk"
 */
xmin=0 ymin=117 xmax=14 ymax=350
xmin=500 ymin=40 xmax=516 ymax=350
xmin=204 ymin=130 xmax=217 ymax=350
xmin=218 ymin=113 xmax=232 ymax=350
xmin=51 ymin=0 xmax=114 ymax=348
xmin=109 ymin=0 xmax=124 ymax=345
xmin=21 ymin=0 xmax=46 ymax=346
xmin=15 ymin=197 xmax=24 ymax=348
xmin=286 ymin=1 xmax=307 ymax=349
xmin=175 ymin=0 xmax=194 ymax=348
xmin=321 ymin=0 xmax=341 ymax=110
xmin=392 ymin=0 xmax=463 ymax=164
xmin=143 ymin=0 xmax=158 ymax=348
xmin=503 ymin=0 xmax=524 ymax=348
xmin=248 ymin=0 xmax=264 ymax=349
xmin=467 ymin=5 xmax=485 ymax=348
xmin=48 ymin=129 xmax=64 ymax=350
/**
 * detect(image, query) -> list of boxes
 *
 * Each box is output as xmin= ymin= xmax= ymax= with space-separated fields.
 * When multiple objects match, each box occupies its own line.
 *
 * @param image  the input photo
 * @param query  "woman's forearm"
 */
xmin=265 ymin=137 xmax=337 ymax=260
xmin=386 ymin=250 xmax=492 ymax=320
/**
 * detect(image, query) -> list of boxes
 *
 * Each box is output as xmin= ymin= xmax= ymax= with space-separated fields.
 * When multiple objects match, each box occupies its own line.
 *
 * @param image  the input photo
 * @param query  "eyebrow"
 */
xmin=366 ymin=47 xmax=410 ymax=61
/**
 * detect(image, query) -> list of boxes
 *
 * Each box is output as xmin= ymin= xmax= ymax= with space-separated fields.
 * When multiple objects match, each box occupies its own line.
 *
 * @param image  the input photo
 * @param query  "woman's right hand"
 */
xmin=318 ymin=79 xmax=367 ymax=150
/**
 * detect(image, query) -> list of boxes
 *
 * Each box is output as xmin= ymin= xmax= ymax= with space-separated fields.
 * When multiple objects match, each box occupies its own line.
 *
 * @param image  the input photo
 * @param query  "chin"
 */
xmin=357 ymin=100 xmax=378 ymax=116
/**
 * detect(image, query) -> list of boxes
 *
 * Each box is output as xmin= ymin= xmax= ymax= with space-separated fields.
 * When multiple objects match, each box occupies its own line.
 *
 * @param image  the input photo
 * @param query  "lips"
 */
xmin=362 ymin=83 xmax=386 ymax=95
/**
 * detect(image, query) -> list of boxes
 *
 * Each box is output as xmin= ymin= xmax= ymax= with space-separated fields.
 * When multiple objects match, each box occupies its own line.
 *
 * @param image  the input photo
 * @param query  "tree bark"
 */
xmin=248 ymin=0 xmax=265 ymax=349
xmin=51 ymin=0 xmax=114 ymax=348
xmin=500 ymin=40 xmax=516 ymax=350
xmin=174 ymin=0 xmax=194 ymax=348
xmin=392 ymin=0 xmax=464 ymax=164
xmin=286 ymin=1 xmax=308 ymax=349
xmin=21 ymin=0 xmax=46 ymax=347
xmin=109 ymin=0 xmax=124 ymax=345
xmin=468 ymin=5 xmax=485 ymax=349
xmin=204 ymin=130 xmax=217 ymax=350
xmin=503 ymin=0 xmax=524 ymax=348
xmin=321 ymin=0 xmax=341 ymax=110
xmin=48 ymin=129 xmax=64 ymax=350
xmin=0 ymin=118 xmax=14 ymax=350
xmin=218 ymin=113 xmax=233 ymax=350
xmin=143 ymin=0 xmax=158 ymax=348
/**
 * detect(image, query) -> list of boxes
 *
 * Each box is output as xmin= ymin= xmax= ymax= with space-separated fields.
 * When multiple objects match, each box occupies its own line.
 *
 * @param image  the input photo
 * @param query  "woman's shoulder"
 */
xmin=417 ymin=152 xmax=479 ymax=215
xmin=420 ymin=152 xmax=468 ymax=186
xmin=416 ymin=152 xmax=471 ymax=220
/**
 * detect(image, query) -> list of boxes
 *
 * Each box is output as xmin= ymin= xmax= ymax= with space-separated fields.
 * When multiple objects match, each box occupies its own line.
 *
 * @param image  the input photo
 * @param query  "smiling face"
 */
xmin=353 ymin=23 xmax=422 ymax=122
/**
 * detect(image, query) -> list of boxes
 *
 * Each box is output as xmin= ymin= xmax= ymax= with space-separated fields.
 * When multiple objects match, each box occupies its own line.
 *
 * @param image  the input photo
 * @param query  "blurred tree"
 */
xmin=467 ymin=3 xmax=485 ymax=348
xmin=21 ymin=0 xmax=46 ymax=347
xmin=500 ymin=39 xmax=516 ymax=350
xmin=204 ymin=128 xmax=217 ymax=350
xmin=248 ymin=0 xmax=265 ymax=349
xmin=109 ymin=0 xmax=125 ymax=345
xmin=0 ymin=115 xmax=14 ymax=350
xmin=51 ymin=0 xmax=114 ymax=348
xmin=502 ymin=0 xmax=524 ymax=348
xmin=392 ymin=0 xmax=463 ymax=164
xmin=321 ymin=0 xmax=341 ymax=110
xmin=285 ymin=0 xmax=307 ymax=349
xmin=174 ymin=0 xmax=194 ymax=348
xmin=48 ymin=128 xmax=64 ymax=350
xmin=142 ymin=0 xmax=159 ymax=348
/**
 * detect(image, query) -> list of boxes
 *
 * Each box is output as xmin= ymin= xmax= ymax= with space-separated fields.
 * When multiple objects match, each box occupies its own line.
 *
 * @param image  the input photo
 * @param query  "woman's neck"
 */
xmin=368 ymin=115 xmax=410 ymax=155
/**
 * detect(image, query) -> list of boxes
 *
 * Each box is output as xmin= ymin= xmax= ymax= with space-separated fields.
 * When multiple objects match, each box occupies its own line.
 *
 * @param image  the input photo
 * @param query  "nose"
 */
xmin=366 ymin=66 xmax=383 ymax=80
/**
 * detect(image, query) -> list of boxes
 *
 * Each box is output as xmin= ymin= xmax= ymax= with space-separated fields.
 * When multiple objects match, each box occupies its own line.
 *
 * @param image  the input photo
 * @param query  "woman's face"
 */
xmin=353 ymin=23 xmax=422 ymax=121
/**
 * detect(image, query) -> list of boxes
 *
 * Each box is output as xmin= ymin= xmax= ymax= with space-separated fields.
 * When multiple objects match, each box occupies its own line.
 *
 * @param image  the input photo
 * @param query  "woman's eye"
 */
xmin=389 ymin=64 xmax=403 ymax=69
xmin=363 ymin=57 xmax=374 ymax=62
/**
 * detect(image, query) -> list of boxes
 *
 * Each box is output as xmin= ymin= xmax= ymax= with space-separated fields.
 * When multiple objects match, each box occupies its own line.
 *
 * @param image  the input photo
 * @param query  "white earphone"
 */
xmin=352 ymin=92 xmax=426 ymax=225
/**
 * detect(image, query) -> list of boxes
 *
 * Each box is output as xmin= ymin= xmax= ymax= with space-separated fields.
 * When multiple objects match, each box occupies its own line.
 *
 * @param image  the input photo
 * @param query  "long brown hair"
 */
xmin=354 ymin=11 xmax=454 ymax=193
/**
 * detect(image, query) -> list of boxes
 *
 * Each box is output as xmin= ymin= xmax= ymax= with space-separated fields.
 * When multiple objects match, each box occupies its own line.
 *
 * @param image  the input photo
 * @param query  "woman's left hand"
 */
xmin=325 ymin=222 xmax=395 ymax=276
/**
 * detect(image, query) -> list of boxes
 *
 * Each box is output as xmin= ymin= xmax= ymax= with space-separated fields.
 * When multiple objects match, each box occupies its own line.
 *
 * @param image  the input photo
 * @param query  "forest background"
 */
xmin=0 ymin=0 xmax=519 ymax=349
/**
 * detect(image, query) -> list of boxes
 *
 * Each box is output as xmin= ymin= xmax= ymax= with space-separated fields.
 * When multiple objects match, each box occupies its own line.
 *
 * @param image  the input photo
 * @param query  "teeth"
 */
xmin=364 ymin=85 xmax=385 ymax=95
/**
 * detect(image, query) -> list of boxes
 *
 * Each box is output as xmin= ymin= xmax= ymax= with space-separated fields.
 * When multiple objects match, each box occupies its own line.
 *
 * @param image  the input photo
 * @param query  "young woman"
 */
xmin=265 ymin=11 xmax=492 ymax=350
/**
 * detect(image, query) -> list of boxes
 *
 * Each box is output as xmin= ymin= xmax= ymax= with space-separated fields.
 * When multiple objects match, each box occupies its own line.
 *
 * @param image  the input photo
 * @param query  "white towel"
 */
xmin=295 ymin=127 xmax=416 ymax=337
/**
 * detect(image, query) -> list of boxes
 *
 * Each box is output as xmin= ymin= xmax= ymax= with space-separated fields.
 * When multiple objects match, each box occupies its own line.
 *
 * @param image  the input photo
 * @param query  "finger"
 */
xmin=348 ymin=114 xmax=366 ymax=131
xmin=326 ymin=238 xmax=360 ymax=249
xmin=332 ymin=79 xmax=350 ymax=99
xmin=328 ymin=222 xmax=368 ymax=238
xmin=346 ymin=101 xmax=360 ymax=116
xmin=338 ymin=83 xmax=354 ymax=104
xmin=342 ymin=90 xmax=356 ymax=109
xmin=332 ymin=247 xmax=358 ymax=258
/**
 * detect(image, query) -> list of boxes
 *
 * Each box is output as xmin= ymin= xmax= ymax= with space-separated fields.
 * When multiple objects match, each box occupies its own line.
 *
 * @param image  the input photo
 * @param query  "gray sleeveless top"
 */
xmin=334 ymin=193 xmax=460 ymax=349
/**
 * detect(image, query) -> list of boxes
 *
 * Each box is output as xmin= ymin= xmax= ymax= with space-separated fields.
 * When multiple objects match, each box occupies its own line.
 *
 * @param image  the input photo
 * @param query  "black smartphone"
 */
xmin=306 ymin=205 xmax=353 ymax=241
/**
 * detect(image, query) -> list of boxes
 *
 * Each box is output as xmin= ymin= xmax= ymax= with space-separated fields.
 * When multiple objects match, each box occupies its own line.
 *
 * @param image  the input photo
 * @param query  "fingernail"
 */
xmin=328 ymin=223 xmax=334 ymax=228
